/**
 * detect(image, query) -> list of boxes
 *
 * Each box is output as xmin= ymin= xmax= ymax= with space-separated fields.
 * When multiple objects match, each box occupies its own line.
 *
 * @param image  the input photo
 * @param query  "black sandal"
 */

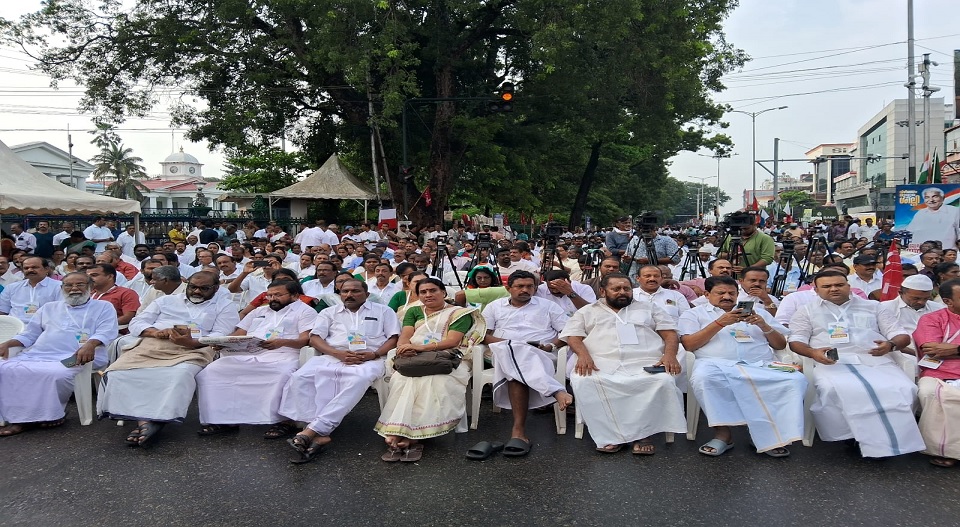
xmin=197 ymin=424 xmax=240 ymax=436
xmin=287 ymin=433 xmax=311 ymax=454
xmin=126 ymin=425 xmax=145 ymax=446
xmin=137 ymin=422 xmax=165 ymax=447
xmin=264 ymin=422 xmax=296 ymax=440
xmin=290 ymin=438 xmax=329 ymax=465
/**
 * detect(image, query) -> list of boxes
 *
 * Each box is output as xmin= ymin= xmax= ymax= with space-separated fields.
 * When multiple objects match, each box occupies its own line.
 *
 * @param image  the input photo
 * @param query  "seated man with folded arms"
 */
xmin=480 ymin=270 xmax=572 ymax=457
xmin=632 ymin=265 xmax=690 ymax=321
xmin=98 ymin=271 xmax=240 ymax=446
xmin=788 ymin=269 xmax=924 ymax=458
xmin=195 ymin=280 xmax=317 ymax=439
xmin=278 ymin=279 xmax=400 ymax=463
xmin=560 ymin=272 xmax=686 ymax=455
xmin=678 ymin=276 xmax=806 ymax=457
xmin=911 ymin=278 xmax=960 ymax=467
xmin=0 ymin=272 xmax=118 ymax=435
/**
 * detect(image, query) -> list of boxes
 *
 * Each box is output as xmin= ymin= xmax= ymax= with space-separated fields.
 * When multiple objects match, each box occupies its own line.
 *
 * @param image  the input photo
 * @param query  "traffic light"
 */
xmin=489 ymin=82 xmax=515 ymax=113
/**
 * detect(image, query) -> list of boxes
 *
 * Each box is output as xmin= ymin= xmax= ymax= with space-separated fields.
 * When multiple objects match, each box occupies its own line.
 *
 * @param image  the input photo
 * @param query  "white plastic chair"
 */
xmin=686 ymin=348 xmax=800 ymax=443
xmin=3 ymin=343 xmax=95 ymax=426
xmin=799 ymin=350 xmax=916 ymax=447
xmin=470 ymin=343 xmax=567 ymax=434
xmin=0 ymin=315 xmax=24 ymax=342
xmin=572 ymin=350 xmax=674 ymax=444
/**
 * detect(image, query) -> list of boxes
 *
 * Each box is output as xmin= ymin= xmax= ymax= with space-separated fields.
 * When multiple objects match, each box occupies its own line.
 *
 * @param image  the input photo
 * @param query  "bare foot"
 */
xmin=555 ymin=391 xmax=573 ymax=411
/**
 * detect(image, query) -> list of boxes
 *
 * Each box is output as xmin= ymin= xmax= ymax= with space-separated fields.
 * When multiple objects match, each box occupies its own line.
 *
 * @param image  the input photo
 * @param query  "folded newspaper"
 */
xmin=198 ymin=335 xmax=265 ymax=353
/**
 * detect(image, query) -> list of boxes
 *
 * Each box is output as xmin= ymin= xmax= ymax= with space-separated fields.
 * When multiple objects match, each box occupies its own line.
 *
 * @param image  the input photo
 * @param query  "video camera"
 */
xmin=476 ymin=232 xmax=492 ymax=243
xmin=636 ymin=213 xmax=659 ymax=233
xmin=435 ymin=234 xmax=448 ymax=245
xmin=720 ymin=211 xmax=756 ymax=236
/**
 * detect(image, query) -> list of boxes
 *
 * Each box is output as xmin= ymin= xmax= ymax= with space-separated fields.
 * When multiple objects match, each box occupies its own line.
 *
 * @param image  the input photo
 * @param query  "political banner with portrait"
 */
xmin=894 ymin=184 xmax=960 ymax=251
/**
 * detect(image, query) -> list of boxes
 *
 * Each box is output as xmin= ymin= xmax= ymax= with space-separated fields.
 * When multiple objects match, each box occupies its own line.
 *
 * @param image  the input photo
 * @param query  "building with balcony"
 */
xmin=10 ymin=141 xmax=94 ymax=191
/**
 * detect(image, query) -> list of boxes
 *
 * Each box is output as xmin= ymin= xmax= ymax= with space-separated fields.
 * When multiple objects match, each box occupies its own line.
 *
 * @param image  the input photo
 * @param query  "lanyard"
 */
xmin=943 ymin=323 xmax=960 ymax=344
xmin=62 ymin=304 xmax=90 ymax=332
xmin=92 ymin=285 xmax=117 ymax=300
xmin=182 ymin=299 xmax=206 ymax=324
xmin=422 ymin=308 xmax=441 ymax=336
xmin=349 ymin=307 xmax=364 ymax=331
xmin=824 ymin=302 xmax=852 ymax=324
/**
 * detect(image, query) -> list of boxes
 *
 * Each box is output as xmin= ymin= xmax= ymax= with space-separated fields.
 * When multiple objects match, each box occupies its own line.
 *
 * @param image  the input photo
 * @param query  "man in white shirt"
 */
xmin=0 ymin=256 xmax=22 ymax=287
xmin=82 ymin=216 xmax=115 ymax=254
xmin=98 ymin=271 xmax=241 ymax=446
xmin=10 ymin=223 xmax=36 ymax=254
xmin=357 ymin=223 xmax=381 ymax=250
xmin=116 ymin=224 xmax=145 ymax=257
xmin=301 ymin=261 xmax=338 ymax=299
xmin=196 ymin=280 xmax=317 ymax=438
xmin=368 ymin=263 xmax=401 ymax=301
xmin=279 ymin=279 xmax=400 ymax=463
xmin=535 ymin=270 xmax=596 ymax=317
xmin=905 ymin=186 xmax=960 ymax=250
xmin=137 ymin=265 xmax=186 ymax=314
xmin=632 ymin=265 xmax=690 ymax=321
xmin=0 ymin=257 xmax=62 ymax=323
xmin=877 ymin=274 xmax=945 ymax=352
xmin=788 ymin=269 xmax=924 ymax=458
xmin=561 ymin=273 xmax=687 ymax=454
xmin=0 ymin=272 xmax=118 ymax=436
xmin=228 ymin=254 xmax=283 ymax=301
xmin=52 ymin=222 xmax=74 ymax=248
xmin=848 ymin=255 xmax=883 ymax=296
xmin=679 ymin=276 xmax=806 ymax=457
xmin=481 ymin=271 xmax=571 ymax=456
xmin=858 ymin=218 xmax=879 ymax=241
xmin=317 ymin=221 xmax=340 ymax=247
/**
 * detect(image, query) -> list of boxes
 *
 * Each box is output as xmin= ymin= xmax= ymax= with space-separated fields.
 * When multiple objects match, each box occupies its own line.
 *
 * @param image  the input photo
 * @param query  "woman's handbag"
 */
xmin=392 ymin=349 xmax=462 ymax=377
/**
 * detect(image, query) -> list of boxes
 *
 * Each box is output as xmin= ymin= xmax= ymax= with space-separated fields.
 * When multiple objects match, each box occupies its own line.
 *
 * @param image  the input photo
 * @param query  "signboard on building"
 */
xmin=894 ymin=184 xmax=960 ymax=250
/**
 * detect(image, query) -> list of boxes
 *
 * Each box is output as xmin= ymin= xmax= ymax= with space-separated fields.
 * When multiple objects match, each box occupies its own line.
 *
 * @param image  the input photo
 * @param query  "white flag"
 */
xmin=760 ymin=208 xmax=770 ymax=221
xmin=783 ymin=202 xmax=792 ymax=216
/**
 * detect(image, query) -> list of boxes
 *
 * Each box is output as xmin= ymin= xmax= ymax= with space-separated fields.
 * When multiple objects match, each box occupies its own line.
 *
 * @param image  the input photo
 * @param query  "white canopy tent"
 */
xmin=269 ymin=154 xmax=378 ymax=218
xmin=0 ymin=138 xmax=142 ymax=231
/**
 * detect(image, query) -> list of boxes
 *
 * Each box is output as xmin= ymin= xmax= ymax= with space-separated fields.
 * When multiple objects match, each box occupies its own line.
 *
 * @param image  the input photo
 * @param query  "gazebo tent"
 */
xmin=0 ymin=138 xmax=141 ymax=217
xmin=269 ymin=154 xmax=378 ymax=218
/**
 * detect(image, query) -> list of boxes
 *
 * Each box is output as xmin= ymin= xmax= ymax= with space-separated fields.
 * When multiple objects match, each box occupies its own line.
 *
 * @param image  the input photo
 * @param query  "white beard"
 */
xmin=64 ymin=291 xmax=92 ymax=307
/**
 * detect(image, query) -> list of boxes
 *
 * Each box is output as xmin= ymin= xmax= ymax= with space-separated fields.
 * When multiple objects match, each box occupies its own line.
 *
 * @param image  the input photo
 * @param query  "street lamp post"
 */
xmin=730 ymin=106 xmax=788 ymax=199
xmin=688 ymin=176 xmax=712 ymax=224
xmin=698 ymin=152 xmax=737 ymax=217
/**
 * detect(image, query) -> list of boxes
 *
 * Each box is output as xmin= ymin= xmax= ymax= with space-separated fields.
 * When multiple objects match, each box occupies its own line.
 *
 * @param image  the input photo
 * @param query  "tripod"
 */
xmin=580 ymin=249 xmax=604 ymax=280
xmin=769 ymin=245 xmax=797 ymax=298
xmin=796 ymin=234 xmax=831 ymax=290
xmin=718 ymin=231 xmax=750 ymax=279
xmin=433 ymin=243 xmax=464 ymax=289
xmin=623 ymin=231 xmax=659 ymax=276
xmin=677 ymin=246 xmax=708 ymax=280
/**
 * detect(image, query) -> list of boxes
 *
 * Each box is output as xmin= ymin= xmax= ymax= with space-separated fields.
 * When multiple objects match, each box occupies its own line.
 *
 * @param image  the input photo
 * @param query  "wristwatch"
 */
xmin=567 ymin=292 xmax=580 ymax=299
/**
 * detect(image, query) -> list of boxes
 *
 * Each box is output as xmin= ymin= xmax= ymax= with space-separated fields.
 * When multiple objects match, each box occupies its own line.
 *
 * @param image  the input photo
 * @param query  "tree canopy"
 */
xmin=3 ymin=0 xmax=746 ymax=226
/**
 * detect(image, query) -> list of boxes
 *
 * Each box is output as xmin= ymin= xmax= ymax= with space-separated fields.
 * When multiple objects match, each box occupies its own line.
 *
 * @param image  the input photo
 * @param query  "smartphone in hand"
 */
xmin=643 ymin=365 xmax=666 ymax=374
xmin=735 ymin=301 xmax=755 ymax=316
xmin=61 ymin=354 xmax=78 ymax=368
xmin=825 ymin=348 xmax=839 ymax=361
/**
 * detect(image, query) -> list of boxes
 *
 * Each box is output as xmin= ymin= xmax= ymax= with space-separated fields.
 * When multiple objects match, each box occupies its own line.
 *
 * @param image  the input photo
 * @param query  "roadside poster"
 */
xmin=894 ymin=184 xmax=960 ymax=250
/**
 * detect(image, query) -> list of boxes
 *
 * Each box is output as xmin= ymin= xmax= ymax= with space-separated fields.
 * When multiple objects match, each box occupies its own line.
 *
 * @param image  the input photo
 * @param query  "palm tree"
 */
xmin=90 ymin=142 xmax=150 ymax=202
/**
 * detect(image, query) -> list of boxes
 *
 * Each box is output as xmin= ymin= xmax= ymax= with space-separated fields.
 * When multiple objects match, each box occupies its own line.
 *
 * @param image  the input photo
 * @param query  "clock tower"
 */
xmin=159 ymin=147 xmax=203 ymax=180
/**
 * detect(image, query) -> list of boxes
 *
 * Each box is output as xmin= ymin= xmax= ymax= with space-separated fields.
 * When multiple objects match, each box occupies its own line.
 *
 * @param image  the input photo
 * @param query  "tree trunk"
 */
xmin=569 ymin=140 xmax=603 ymax=229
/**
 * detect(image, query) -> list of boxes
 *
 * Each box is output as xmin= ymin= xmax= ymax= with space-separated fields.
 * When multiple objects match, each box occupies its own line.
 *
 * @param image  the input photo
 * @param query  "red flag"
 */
xmin=421 ymin=186 xmax=433 ymax=207
xmin=520 ymin=212 xmax=526 ymax=225
xmin=503 ymin=213 xmax=509 ymax=225
xmin=880 ymin=239 xmax=903 ymax=301
xmin=751 ymin=197 xmax=760 ymax=212
xmin=461 ymin=213 xmax=471 ymax=227
xmin=548 ymin=213 xmax=554 ymax=222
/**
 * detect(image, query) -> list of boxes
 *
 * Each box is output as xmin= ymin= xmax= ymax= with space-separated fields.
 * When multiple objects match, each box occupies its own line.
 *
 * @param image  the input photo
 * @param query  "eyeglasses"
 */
xmin=188 ymin=284 xmax=216 ymax=292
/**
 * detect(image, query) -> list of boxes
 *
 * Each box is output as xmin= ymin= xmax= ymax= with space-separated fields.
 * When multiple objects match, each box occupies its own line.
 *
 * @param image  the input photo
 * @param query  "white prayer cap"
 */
xmin=902 ymin=274 xmax=934 ymax=292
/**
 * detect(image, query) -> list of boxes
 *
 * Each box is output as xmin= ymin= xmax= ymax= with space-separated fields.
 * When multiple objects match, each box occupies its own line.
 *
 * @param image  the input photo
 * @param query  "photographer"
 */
xmin=622 ymin=217 xmax=681 ymax=279
xmin=604 ymin=216 xmax=633 ymax=258
xmin=720 ymin=214 xmax=775 ymax=274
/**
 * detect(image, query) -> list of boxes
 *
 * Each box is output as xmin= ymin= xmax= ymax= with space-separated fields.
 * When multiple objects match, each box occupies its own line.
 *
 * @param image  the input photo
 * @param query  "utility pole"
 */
xmin=67 ymin=124 xmax=74 ymax=189
xmin=906 ymin=0 xmax=917 ymax=183
xmin=919 ymin=53 xmax=941 ymax=164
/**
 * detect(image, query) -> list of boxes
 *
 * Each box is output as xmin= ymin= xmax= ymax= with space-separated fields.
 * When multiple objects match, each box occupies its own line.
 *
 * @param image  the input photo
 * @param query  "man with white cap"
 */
xmin=878 ymin=274 xmax=945 ymax=343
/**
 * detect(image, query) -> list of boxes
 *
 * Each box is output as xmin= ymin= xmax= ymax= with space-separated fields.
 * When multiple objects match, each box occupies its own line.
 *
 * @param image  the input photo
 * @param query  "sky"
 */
xmin=0 ymin=0 xmax=957 ymax=214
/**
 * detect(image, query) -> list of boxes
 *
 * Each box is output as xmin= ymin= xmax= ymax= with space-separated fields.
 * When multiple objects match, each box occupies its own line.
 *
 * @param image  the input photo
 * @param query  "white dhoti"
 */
xmin=374 ymin=362 xmax=470 ymax=439
xmin=196 ymin=354 xmax=299 ymax=425
xmin=571 ymin=369 xmax=687 ymax=448
xmin=918 ymin=377 xmax=960 ymax=460
xmin=98 ymin=363 xmax=203 ymax=422
xmin=690 ymin=359 xmax=807 ymax=452
xmin=490 ymin=341 xmax=564 ymax=409
xmin=812 ymin=362 xmax=925 ymax=457
xmin=279 ymin=355 xmax=385 ymax=436
xmin=0 ymin=355 xmax=105 ymax=423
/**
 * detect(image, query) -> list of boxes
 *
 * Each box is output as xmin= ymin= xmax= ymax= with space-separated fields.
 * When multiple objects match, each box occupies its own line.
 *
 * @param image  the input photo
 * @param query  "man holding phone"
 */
xmin=480 ymin=271 xmax=572 ymax=457
xmin=788 ymin=269 xmax=922 ymax=458
xmin=0 ymin=272 xmax=118 ymax=436
xmin=679 ymin=276 xmax=805 ymax=457
xmin=227 ymin=253 xmax=284 ymax=301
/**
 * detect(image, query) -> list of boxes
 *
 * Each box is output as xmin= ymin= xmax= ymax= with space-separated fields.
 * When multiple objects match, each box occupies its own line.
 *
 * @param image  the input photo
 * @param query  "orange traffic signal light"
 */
xmin=491 ymin=82 xmax=515 ymax=112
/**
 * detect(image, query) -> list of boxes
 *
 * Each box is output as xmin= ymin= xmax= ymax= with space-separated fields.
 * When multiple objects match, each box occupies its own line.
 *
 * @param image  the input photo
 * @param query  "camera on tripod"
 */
xmin=721 ymin=211 xmax=756 ymax=236
xmin=636 ymin=213 xmax=659 ymax=234
xmin=435 ymin=234 xmax=448 ymax=245
xmin=781 ymin=239 xmax=795 ymax=253
xmin=540 ymin=222 xmax=564 ymax=275
xmin=476 ymin=232 xmax=492 ymax=243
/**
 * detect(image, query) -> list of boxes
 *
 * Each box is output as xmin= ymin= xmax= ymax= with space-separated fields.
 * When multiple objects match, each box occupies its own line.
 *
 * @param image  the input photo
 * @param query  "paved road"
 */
xmin=2 ymin=392 xmax=959 ymax=526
